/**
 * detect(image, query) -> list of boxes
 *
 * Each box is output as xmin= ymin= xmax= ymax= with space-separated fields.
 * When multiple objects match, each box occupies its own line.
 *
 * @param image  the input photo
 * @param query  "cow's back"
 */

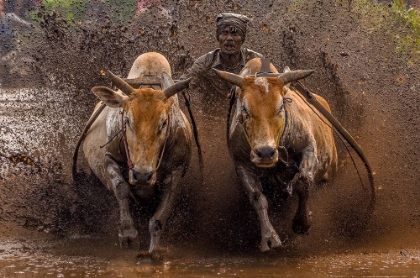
xmin=127 ymin=52 xmax=172 ymax=79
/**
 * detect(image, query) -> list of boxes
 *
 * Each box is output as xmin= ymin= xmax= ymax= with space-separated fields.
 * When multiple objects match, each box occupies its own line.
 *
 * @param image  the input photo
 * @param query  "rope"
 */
xmin=120 ymin=111 xmax=134 ymax=170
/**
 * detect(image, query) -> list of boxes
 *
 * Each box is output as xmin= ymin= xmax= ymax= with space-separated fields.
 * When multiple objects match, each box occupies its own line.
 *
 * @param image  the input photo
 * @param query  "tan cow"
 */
xmin=215 ymin=58 xmax=337 ymax=251
xmin=81 ymin=52 xmax=192 ymax=253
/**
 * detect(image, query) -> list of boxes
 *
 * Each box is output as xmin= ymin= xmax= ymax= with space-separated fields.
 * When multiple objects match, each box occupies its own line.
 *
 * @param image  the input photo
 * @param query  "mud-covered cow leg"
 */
xmin=148 ymin=168 xmax=183 ymax=253
xmin=291 ymin=175 xmax=311 ymax=234
xmin=105 ymin=154 xmax=138 ymax=247
xmin=292 ymin=144 xmax=319 ymax=234
xmin=292 ymin=144 xmax=316 ymax=234
xmin=236 ymin=165 xmax=282 ymax=252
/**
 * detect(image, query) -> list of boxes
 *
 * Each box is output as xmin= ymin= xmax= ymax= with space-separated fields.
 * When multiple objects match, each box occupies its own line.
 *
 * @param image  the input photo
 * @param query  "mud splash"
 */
xmin=0 ymin=0 xmax=419 ymax=275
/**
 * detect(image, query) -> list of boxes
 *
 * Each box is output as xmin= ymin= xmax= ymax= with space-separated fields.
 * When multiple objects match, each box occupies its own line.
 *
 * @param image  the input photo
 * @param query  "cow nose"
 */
xmin=131 ymin=170 xmax=154 ymax=184
xmin=256 ymin=147 xmax=276 ymax=160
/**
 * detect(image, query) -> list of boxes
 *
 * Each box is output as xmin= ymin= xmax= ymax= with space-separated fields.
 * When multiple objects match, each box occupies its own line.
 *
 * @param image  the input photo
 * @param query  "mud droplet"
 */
xmin=262 ymin=25 xmax=269 ymax=35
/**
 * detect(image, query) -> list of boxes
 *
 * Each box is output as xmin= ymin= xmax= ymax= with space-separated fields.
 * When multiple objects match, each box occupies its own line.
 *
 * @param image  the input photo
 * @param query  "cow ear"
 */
xmin=91 ymin=86 xmax=127 ymax=108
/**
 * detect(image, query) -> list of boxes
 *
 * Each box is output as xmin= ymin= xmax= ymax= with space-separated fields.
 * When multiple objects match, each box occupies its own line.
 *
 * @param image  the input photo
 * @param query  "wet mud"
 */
xmin=0 ymin=230 xmax=419 ymax=277
xmin=0 ymin=0 xmax=419 ymax=276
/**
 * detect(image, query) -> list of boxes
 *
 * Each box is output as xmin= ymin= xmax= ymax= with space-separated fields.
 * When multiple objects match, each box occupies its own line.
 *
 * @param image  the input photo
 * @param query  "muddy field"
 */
xmin=0 ymin=0 xmax=419 ymax=276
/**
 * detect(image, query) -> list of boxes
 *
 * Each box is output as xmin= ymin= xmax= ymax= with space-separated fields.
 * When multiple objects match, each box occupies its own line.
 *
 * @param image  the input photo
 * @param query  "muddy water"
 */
xmin=0 ymin=82 xmax=419 ymax=277
xmin=1 ymin=0 xmax=420 ymax=276
xmin=0 ymin=238 xmax=419 ymax=277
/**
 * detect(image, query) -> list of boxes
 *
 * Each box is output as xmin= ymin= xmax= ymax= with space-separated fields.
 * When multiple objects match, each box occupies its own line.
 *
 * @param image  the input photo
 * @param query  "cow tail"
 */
xmin=72 ymin=102 xmax=107 ymax=184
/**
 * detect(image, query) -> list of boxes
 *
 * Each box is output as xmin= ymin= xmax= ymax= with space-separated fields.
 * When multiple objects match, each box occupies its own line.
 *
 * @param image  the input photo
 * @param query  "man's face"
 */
xmin=218 ymin=26 xmax=243 ymax=55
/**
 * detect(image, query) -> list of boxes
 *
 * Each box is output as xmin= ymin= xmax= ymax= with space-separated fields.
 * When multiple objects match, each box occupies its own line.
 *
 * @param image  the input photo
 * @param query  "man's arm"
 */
xmin=180 ymin=51 xmax=215 ymax=83
xmin=5 ymin=12 xmax=32 ymax=28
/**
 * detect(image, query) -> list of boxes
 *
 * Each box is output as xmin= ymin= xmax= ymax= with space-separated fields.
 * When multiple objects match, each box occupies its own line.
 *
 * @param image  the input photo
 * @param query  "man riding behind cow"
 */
xmin=181 ymin=12 xmax=262 ymax=115
xmin=176 ymin=13 xmax=265 ymax=243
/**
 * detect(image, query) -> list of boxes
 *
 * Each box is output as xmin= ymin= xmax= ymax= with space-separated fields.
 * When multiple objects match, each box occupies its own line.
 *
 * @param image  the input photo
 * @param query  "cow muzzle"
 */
xmin=129 ymin=169 xmax=157 ymax=186
xmin=251 ymin=146 xmax=279 ymax=168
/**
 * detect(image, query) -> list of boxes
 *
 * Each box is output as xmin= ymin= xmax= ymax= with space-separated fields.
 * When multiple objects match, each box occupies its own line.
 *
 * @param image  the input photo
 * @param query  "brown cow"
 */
xmin=215 ymin=58 xmax=337 ymax=251
xmin=81 ymin=52 xmax=192 ymax=253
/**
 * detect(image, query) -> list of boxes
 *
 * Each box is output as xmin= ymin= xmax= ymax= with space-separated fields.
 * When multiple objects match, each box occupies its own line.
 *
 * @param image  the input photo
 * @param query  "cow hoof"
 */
xmin=137 ymin=253 xmax=153 ymax=265
xmin=260 ymin=233 xmax=282 ymax=252
xmin=292 ymin=218 xmax=311 ymax=235
xmin=119 ymin=227 xmax=139 ymax=248
xmin=119 ymin=235 xmax=138 ymax=248
xmin=138 ymin=248 xmax=168 ymax=263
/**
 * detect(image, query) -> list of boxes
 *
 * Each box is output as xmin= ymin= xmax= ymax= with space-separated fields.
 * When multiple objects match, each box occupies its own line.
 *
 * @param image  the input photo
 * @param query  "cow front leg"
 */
xmin=148 ymin=168 xmax=183 ymax=254
xmin=291 ymin=173 xmax=311 ymax=234
xmin=291 ymin=144 xmax=317 ymax=235
xmin=105 ymin=154 xmax=138 ymax=247
xmin=236 ymin=166 xmax=282 ymax=252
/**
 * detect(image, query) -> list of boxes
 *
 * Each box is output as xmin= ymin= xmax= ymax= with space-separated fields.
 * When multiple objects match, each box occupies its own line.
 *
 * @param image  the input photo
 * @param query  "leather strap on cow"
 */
xmin=255 ymin=58 xmax=280 ymax=78
xmin=155 ymin=112 xmax=170 ymax=172
xmin=120 ymin=111 xmax=134 ymax=170
xmin=291 ymin=80 xmax=375 ymax=214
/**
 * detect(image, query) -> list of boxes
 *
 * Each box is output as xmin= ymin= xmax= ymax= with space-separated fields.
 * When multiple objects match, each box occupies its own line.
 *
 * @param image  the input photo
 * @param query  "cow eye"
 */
xmin=160 ymin=119 xmax=168 ymax=131
xmin=125 ymin=117 xmax=132 ymax=129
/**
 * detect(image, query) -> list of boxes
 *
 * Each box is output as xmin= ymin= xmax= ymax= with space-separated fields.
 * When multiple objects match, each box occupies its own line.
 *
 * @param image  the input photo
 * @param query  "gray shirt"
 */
xmin=181 ymin=48 xmax=262 ymax=115
xmin=0 ymin=12 xmax=32 ymax=55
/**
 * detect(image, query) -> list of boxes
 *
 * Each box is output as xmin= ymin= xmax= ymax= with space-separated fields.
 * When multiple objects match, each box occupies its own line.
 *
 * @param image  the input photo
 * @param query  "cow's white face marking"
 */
xmin=254 ymin=77 xmax=269 ymax=93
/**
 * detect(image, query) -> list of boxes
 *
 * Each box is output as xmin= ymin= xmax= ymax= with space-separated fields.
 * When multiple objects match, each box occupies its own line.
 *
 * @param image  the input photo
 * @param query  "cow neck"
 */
xmin=120 ymin=109 xmax=171 ymax=173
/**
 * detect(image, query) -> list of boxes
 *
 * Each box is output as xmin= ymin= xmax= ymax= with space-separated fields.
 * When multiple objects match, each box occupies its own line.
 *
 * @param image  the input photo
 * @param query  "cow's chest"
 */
xmin=251 ymin=164 xmax=298 ymax=201
xmin=255 ymin=161 xmax=298 ymax=184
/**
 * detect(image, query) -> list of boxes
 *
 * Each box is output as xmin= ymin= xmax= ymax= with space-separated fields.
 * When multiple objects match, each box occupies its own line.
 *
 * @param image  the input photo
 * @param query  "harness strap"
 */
xmin=154 ymin=112 xmax=170 ymax=172
xmin=276 ymin=104 xmax=287 ymax=148
xmin=120 ymin=111 xmax=134 ymax=170
xmin=259 ymin=58 xmax=272 ymax=74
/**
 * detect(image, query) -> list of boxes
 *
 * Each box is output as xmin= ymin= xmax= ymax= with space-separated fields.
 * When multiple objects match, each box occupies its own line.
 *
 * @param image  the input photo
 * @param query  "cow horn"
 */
xmin=213 ymin=68 xmax=243 ymax=87
xmin=163 ymin=78 xmax=191 ymax=99
xmin=279 ymin=70 xmax=314 ymax=85
xmin=107 ymin=71 xmax=134 ymax=95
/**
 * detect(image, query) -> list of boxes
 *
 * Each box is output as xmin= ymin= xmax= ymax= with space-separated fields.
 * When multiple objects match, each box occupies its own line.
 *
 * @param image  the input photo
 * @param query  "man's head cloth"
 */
xmin=216 ymin=13 xmax=250 ymax=42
